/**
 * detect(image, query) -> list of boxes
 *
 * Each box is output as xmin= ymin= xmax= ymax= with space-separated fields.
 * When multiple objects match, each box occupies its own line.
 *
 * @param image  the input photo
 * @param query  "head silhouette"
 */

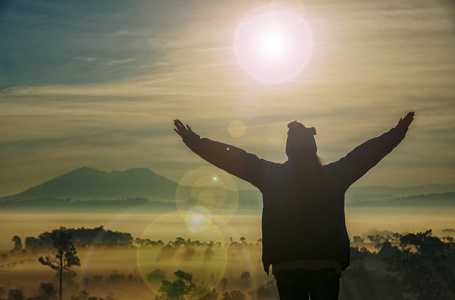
xmin=286 ymin=121 xmax=317 ymax=161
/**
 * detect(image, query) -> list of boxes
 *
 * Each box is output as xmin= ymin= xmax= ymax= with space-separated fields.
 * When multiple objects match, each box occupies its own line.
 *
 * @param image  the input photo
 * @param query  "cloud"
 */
xmin=0 ymin=0 xmax=454 ymax=195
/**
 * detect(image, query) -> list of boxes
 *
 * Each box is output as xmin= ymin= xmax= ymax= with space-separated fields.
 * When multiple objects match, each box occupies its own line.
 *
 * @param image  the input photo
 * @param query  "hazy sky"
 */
xmin=1 ymin=0 xmax=454 ymax=196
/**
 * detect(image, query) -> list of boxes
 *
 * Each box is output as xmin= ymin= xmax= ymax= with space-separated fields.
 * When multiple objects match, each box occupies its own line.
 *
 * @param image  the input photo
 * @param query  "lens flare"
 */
xmin=176 ymin=167 xmax=239 ymax=228
xmin=80 ymin=204 xmax=158 ymax=296
xmin=184 ymin=206 xmax=212 ymax=232
xmin=137 ymin=212 xmax=227 ymax=299
xmin=228 ymin=119 xmax=246 ymax=138
xmin=235 ymin=5 xmax=313 ymax=83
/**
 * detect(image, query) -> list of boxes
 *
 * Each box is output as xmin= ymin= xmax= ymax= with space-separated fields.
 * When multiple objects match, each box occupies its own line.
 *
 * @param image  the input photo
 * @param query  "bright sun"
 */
xmin=235 ymin=6 xmax=313 ymax=83
xmin=262 ymin=31 xmax=286 ymax=56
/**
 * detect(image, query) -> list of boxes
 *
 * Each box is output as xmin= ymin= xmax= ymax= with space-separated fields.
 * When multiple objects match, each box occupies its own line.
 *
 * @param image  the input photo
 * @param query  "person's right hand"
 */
xmin=397 ymin=111 xmax=415 ymax=129
xmin=174 ymin=119 xmax=200 ymax=145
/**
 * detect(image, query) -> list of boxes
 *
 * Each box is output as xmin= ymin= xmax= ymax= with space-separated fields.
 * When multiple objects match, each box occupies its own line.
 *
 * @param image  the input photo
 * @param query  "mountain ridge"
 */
xmin=1 ymin=167 xmax=455 ymax=206
xmin=350 ymin=192 xmax=455 ymax=207
xmin=2 ymin=166 xmax=178 ymax=201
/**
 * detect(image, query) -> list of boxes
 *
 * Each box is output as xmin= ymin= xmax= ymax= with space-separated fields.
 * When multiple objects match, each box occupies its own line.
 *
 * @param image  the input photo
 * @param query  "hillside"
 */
xmin=1 ymin=166 xmax=454 ymax=209
xmin=346 ymin=183 xmax=455 ymax=204
xmin=350 ymin=192 xmax=455 ymax=207
xmin=1 ymin=167 xmax=178 ymax=201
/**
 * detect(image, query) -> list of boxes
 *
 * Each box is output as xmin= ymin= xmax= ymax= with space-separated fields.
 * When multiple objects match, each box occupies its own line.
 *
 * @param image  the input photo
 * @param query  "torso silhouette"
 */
xmin=261 ymin=160 xmax=349 ymax=274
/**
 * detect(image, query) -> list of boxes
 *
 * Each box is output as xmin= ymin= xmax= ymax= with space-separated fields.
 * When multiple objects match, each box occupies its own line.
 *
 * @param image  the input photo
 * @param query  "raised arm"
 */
xmin=174 ymin=119 xmax=265 ymax=189
xmin=333 ymin=112 xmax=415 ymax=189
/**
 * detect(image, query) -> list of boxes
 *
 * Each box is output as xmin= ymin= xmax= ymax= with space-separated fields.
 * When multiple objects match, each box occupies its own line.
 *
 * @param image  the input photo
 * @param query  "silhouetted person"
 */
xmin=174 ymin=112 xmax=415 ymax=300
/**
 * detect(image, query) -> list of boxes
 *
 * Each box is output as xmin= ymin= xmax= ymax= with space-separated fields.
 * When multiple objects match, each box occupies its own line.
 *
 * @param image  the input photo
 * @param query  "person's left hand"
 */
xmin=174 ymin=119 xmax=200 ymax=145
xmin=397 ymin=111 xmax=415 ymax=129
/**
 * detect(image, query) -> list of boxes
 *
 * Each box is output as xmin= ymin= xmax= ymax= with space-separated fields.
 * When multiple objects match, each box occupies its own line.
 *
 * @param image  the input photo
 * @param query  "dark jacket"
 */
xmin=185 ymin=125 xmax=409 ymax=274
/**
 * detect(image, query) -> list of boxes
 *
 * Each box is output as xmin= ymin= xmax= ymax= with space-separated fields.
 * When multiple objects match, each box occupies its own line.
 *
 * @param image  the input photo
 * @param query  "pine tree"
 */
xmin=39 ymin=229 xmax=80 ymax=300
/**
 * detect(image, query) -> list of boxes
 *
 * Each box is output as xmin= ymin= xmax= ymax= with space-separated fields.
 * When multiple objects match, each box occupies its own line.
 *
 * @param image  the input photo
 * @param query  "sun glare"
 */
xmin=235 ymin=6 xmax=313 ymax=83
xmin=262 ymin=31 xmax=286 ymax=56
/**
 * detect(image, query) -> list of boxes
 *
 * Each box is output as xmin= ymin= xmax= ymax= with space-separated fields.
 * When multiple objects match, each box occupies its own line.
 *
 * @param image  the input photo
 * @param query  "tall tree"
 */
xmin=12 ymin=235 xmax=22 ymax=251
xmin=38 ymin=230 xmax=80 ymax=300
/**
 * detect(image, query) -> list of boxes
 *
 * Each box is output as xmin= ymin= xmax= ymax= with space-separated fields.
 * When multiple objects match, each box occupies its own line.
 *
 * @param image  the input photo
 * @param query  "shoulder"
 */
xmin=262 ymin=160 xmax=288 ymax=176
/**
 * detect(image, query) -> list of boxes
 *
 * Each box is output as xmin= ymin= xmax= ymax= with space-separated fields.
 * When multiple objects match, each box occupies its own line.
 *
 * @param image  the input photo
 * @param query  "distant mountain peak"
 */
xmin=4 ymin=166 xmax=178 ymax=201
xmin=70 ymin=166 xmax=100 ymax=174
xmin=70 ymin=167 xmax=155 ymax=176
xmin=120 ymin=167 xmax=154 ymax=174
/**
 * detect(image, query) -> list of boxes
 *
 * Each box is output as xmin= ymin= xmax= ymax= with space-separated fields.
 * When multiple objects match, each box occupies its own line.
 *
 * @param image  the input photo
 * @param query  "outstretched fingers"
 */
xmin=398 ymin=111 xmax=415 ymax=129
xmin=174 ymin=120 xmax=185 ymax=132
xmin=403 ymin=111 xmax=415 ymax=126
xmin=174 ymin=119 xmax=195 ymax=141
xmin=174 ymin=119 xmax=185 ymax=130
